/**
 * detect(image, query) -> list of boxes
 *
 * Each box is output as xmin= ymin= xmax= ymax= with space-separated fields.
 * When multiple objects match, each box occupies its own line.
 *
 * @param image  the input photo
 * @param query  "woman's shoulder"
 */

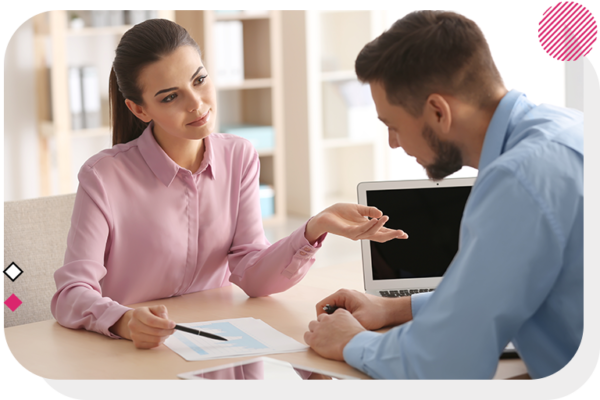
xmin=80 ymin=140 xmax=141 ymax=176
xmin=209 ymin=133 xmax=258 ymax=159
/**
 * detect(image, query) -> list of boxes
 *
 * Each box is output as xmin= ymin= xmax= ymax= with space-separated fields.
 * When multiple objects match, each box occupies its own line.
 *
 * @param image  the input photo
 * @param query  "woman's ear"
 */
xmin=124 ymin=99 xmax=152 ymax=123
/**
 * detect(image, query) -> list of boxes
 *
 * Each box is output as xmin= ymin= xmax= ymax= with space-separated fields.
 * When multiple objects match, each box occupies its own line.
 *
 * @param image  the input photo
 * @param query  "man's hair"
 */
xmin=355 ymin=10 xmax=504 ymax=116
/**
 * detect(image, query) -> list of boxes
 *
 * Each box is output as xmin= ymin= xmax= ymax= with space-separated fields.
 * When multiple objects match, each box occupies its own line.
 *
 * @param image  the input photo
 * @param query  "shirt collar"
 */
xmin=137 ymin=122 xmax=216 ymax=187
xmin=478 ymin=90 xmax=525 ymax=172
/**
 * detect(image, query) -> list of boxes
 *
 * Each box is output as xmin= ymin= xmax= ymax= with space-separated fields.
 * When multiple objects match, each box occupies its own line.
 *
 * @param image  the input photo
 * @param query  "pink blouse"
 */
xmin=51 ymin=123 xmax=325 ymax=338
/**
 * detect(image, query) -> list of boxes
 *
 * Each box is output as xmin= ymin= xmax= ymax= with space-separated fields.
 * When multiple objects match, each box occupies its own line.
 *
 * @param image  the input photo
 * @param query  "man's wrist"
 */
xmin=384 ymin=296 xmax=413 ymax=326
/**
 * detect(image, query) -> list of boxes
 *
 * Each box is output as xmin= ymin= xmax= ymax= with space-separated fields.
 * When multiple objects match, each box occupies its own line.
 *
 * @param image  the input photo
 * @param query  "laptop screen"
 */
xmin=366 ymin=185 xmax=471 ymax=280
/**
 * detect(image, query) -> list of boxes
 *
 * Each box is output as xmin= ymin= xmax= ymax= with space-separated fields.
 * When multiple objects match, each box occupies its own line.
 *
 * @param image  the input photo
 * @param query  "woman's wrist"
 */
xmin=304 ymin=214 xmax=326 ymax=245
xmin=109 ymin=309 xmax=133 ymax=339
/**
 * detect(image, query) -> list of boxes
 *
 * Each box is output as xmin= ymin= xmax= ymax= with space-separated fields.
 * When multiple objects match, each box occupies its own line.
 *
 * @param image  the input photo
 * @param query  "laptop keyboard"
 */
xmin=379 ymin=289 xmax=435 ymax=297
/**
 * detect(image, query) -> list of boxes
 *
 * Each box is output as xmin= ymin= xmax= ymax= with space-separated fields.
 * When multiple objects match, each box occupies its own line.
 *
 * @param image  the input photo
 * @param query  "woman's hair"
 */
xmin=355 ymin=11 xmax=504 ymax=117
xmin=109 ymin=19 xmax=201 ymax=145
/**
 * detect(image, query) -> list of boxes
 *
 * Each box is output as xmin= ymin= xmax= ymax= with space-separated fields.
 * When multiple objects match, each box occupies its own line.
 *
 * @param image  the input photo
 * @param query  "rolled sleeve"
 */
xmin=410 ymin=292 xmax=432 ymax=318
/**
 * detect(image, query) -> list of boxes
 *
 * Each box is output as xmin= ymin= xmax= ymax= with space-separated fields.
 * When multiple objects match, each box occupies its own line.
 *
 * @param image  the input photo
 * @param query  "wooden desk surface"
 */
xmin=5 ymin=261 xmax=528 ymax=380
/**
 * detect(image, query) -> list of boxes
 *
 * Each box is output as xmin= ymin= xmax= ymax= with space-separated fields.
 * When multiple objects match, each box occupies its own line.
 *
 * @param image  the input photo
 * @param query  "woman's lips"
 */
xmin=187 ymin=110 xmax=210 ymax=126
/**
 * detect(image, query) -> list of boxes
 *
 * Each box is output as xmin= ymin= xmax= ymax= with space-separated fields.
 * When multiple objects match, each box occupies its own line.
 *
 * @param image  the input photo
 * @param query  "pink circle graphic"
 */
xmin=539 ymin=2 xmax=597 ymax=61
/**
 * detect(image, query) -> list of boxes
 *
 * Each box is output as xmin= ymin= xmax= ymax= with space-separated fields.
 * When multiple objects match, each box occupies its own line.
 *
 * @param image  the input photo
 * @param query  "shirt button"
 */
xmin=299 ymin=251 xmax=307 ymax=256
xmin=303 ymin=246 xmax=311 ymax=251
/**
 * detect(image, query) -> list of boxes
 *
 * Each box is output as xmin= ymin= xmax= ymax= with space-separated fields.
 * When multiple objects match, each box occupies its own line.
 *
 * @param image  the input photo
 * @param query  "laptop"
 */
xmin=357 ymin=177 xmax=475 ymax=297
xmin=357 ymin=177 xmax=518 ymax=356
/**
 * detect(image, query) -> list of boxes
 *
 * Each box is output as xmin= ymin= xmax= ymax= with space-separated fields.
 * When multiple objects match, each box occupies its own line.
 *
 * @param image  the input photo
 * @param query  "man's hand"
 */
xmin=109 ymin=305 xmax=175 ymax=349
xmin=304 ymin=203 xmax=408 ymax=244
xmin=316 ymin=289 xmax=413 ymax=331
xmin=304 ymin=309 xmax=366 ymax=361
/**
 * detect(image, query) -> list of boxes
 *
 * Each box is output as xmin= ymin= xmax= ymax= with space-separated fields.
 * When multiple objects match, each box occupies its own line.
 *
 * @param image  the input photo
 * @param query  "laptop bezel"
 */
xmin=357 ymin=177 xmax=476 ymax=294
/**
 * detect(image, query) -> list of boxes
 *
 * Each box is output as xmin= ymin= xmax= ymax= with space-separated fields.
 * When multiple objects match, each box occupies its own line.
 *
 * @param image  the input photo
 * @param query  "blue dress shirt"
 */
xmin=343 ymin=90 xmax=583 ymax=379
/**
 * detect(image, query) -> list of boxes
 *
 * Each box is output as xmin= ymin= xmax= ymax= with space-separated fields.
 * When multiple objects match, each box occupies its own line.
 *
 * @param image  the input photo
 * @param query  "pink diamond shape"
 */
xmin=4 ymin=294 xmax=22 ymax=312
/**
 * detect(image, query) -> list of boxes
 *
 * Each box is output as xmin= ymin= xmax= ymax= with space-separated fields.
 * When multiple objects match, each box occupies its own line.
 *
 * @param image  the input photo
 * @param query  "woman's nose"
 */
xmin=188 ymin=90 xmax=203 ymax=112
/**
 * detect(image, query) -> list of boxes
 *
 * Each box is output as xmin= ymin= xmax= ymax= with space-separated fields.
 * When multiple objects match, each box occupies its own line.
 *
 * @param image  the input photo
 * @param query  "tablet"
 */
xmin=178 ymin=356 xmax=360 ymax=380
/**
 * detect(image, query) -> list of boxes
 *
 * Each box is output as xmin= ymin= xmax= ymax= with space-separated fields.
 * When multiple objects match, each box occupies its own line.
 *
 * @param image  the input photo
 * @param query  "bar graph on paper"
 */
xmin=164 ymin=318 xmax=308 ymax=361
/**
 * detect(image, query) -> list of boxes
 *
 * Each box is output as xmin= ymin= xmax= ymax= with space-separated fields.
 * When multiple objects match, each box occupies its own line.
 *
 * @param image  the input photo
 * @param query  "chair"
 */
xmin=4 ymin=194 xmax=76 ymax=327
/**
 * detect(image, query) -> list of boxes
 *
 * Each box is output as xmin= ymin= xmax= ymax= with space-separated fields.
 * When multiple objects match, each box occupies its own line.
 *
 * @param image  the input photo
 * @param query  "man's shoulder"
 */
xmin=510 ymin=103 xmax=583 ymax=156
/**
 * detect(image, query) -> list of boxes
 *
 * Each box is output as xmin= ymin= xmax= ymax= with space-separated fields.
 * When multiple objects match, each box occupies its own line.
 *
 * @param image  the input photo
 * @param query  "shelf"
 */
xmin=257 ymin=149 xmax=275 ymax=157
xmin=67 ymin=25 xmax=133 ymax=37
xmin=320 ymin=10 xmax=370 ymax=15
xmin=177 ymin=11 xmax=286 ymax=221
xmin=214 ymin=12 xmax=270 ymax=21
xmin=281 ymin=11 xmax=386 ymax=217
xmin=40 ymin=122 xmax=111 ymax=139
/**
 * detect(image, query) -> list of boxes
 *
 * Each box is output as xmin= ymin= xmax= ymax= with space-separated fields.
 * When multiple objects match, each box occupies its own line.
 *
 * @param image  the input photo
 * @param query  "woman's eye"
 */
xmin=195 ymin=75 xmax=208 ymax=85
xmin=162 ymin=93 xmax=177 ymax=103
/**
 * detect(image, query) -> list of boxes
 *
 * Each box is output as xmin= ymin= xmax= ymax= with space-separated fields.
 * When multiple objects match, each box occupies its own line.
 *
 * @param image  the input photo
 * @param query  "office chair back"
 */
xmin=4 ymin=194 xmax=76 ymax=327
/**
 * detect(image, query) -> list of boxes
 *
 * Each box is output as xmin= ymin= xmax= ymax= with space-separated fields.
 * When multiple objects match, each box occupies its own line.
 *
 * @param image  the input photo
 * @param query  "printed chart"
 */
xmin=164 ymin=317 xmax=308 ymax=361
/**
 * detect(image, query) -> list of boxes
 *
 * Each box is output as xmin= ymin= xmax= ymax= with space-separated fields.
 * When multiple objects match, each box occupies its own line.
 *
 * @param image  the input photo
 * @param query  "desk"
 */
xmin=5 ymin=261 xmax=528 ymax=380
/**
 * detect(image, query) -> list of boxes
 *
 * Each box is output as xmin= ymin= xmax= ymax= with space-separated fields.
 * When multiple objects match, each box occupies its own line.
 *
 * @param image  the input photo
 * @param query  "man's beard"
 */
xmin=421 ymin=124 xmax=463 ymax=181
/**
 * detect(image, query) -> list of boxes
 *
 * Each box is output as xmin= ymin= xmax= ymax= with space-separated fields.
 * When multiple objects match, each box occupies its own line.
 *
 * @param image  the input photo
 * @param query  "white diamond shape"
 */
xmin=4 ymin=263 xmax=23 ymax=281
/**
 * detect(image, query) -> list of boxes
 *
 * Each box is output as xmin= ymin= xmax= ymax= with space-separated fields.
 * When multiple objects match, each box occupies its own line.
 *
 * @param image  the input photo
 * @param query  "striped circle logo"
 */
xmin=539 ymin=2 xmax=597 ymax=61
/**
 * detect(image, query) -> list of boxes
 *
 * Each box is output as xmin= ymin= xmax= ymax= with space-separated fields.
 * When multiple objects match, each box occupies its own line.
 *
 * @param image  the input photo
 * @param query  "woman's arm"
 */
xmin=227 ymin=148 xmax=406 ymax=297
xmin=50 ymin=166 xmax=130 ymax=338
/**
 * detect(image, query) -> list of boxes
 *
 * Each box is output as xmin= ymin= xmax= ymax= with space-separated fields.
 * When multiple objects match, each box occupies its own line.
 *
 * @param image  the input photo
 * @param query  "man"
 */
xmin=304 ymin=10 xmax=583 ymax=379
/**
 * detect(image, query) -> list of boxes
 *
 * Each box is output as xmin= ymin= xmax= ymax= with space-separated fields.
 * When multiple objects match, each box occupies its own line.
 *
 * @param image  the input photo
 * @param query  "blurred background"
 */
xmin=4 ymin=9 xmax=576 ymax=238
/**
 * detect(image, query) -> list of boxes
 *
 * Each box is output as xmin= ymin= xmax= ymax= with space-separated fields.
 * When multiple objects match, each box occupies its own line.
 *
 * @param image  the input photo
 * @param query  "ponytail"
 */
xmin=109 ymin=68 xmax=148 ymax=145
xmin=109 ymin=19 xmax=201 ymax=145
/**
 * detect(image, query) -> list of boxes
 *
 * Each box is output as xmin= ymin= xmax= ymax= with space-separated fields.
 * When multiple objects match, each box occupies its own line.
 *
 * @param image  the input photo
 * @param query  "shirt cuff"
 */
xmin=97 ymin=304 xmax=132 ymax=339
xmin=410 ymin=291 xmax=433 ymax=318
xmin=343 ymin=330 xmax=382 ymax=372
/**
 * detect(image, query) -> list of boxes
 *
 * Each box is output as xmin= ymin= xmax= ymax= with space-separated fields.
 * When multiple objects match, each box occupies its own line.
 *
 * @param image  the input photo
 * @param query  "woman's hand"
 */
xmin=109 ymin=305 xmax=175 ymax=349
xmin=304 ymin=203 xmax=408 ymax=244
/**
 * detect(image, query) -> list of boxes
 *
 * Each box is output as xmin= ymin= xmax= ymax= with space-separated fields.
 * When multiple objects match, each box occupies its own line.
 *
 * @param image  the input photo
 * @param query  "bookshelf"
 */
xmin=33 ymin=10 xmax=175 ymax=196
xmin=176 ymin=10 xmax=286 ymax=224
xmin=281 ymin=11 xmax=388 ymax=217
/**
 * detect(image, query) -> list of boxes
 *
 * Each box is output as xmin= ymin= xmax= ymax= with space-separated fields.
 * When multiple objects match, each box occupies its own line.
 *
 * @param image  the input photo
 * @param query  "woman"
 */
xmin=50 ymin=19 xmax=407 ymax=349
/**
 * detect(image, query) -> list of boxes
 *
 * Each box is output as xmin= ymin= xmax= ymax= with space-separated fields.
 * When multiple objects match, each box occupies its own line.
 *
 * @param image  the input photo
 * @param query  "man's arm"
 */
xmin=311 ymin=168 xmax=565 ymax=378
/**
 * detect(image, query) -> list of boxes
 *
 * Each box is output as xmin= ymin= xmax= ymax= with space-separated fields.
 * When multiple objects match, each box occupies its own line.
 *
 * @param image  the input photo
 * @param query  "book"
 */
xmin=214 ymin=21 xmax=244 ymax=85
xmin=220 ymin=124 xmax=274 ymax=151
xmin=68 ymin=67 xmax=83 ymax=130
xmin=80 ymin=66 xmax=101 ymax=129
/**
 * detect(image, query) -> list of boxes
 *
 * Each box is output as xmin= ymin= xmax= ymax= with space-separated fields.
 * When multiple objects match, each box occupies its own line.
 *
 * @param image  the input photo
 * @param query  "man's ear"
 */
xmin=124 ymin=99 xmax=152 ymax=123
xmin=424 ymin=94 xmax=452 ymax=135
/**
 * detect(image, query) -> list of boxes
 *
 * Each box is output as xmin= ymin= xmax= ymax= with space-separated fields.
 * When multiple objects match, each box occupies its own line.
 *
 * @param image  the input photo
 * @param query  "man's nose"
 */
xmin=389 ymin=133 xmax=400 ymax=149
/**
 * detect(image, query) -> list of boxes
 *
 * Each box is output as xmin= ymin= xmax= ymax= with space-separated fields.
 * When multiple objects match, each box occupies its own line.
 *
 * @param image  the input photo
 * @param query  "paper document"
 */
xmin=164 ymin=317 xmax=308 ymax=361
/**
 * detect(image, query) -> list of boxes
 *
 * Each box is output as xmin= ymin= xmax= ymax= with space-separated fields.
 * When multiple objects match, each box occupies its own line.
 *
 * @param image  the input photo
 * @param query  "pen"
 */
xmin=322 ymin=304 xmax=339 ymax=314
xmin=174 ymin=324 xmax=228 ymax=341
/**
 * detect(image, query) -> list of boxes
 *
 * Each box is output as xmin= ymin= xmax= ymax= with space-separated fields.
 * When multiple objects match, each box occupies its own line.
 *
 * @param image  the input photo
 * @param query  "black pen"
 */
xmin=174 ymin=324 xmax=228 ymax=341
xmin=322 ymin=304 xmax=340 ymax=314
